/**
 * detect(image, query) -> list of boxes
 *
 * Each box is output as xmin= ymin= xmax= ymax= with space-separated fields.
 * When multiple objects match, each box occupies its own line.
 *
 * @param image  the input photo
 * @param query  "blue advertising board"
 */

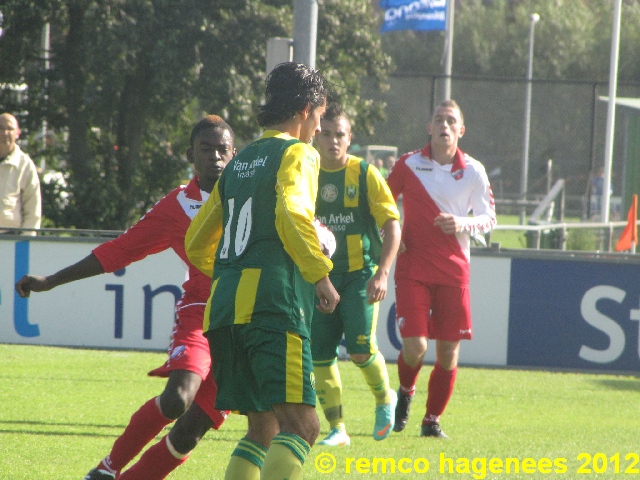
xmin=380 ymin=0 xmax=447 ymax=33
xmin=508 ymin=258 xmax=640 ymax=372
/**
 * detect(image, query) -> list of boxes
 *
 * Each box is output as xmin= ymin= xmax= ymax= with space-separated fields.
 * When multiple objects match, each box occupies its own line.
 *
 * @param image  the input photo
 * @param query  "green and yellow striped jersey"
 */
xmin=185 ymin=131 xmax=333 ymax=337
xmin=316 ymin=156 xmax=400 ymax=273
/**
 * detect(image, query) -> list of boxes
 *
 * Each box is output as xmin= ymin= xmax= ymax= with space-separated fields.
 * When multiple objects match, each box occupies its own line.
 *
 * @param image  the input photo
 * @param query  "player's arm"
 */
xmin=185 ymin=181 xmax=223 ymax=277
xmin=15 ymin=253 xmax=104 ymax=298
xmin=275 ymin=142 xmax=333 ymax=284
xmin=450 ymin=167 xmax=497 ymax=236
xmin=385 ymin=157 xmax=407 ymax=252
xmin=365 ymin=167 xmax=401 ymax=303
xmin=15 ymin=192 xmax=179 ymax=297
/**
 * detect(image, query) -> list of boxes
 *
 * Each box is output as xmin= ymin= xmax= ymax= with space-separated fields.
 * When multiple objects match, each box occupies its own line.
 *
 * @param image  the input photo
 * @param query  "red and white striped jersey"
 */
xmin=92 ymin=177 xmax=211 ymax=307
xmin=387 ymin=144 xmax=496 ymax=287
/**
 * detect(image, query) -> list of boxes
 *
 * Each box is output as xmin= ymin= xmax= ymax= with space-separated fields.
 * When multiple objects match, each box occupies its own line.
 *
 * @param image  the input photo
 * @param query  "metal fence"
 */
xmin=357 ymin=74 xmax=640 ymax=218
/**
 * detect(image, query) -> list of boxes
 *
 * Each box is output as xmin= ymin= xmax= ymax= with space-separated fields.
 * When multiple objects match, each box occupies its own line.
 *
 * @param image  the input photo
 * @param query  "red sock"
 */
xmin=99 ymin=397 xmax=173 ymax=474
xmin=397 ymin=351 xmax=421 ymax=394
xmin=118 ymin=435 xmax=189 ymax=480
xmin=423 ymin=363 xmax=457 ymax=425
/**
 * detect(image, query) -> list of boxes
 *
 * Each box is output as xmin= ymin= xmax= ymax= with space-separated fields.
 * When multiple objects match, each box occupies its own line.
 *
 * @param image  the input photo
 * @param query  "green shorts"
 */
xmin=311 ymin=266 xmax=379 ymax=362
xmin=207 ymin=322 xmax=316 ymax=413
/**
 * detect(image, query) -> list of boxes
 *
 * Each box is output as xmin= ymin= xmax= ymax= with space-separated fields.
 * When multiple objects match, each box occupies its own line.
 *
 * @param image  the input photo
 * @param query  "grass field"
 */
xmin=1 ymin=344 xmax=639 ymax=479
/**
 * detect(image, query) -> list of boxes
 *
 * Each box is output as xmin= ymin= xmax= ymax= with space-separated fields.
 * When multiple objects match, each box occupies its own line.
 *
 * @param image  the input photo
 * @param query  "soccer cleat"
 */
xmin=420 ymin=422 xmax=449 ymax=439
xmin=83 ymin=468 xmax=116 ymax=480
xmin=393 ymin=388 xmax=413 ymax=432
xmin=318 ymin=427 xmax=351 ymax=446
xmin=373 ymin=389 xmax=397 ymax=441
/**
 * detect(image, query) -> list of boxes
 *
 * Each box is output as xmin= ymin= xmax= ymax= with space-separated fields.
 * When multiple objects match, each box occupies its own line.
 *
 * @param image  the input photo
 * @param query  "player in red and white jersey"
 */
xmin=387 ymin=100 xmax=496 ymax=439
xmin=16 ymin=115 xmax=236 ymax=479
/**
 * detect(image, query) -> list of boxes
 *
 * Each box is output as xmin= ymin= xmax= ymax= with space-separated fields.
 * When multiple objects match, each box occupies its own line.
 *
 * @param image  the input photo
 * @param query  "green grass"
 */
xmin=1 ymin=344 xmax=639 ymax=479
xmin=490 ymin=214 xmax=529 ymax=249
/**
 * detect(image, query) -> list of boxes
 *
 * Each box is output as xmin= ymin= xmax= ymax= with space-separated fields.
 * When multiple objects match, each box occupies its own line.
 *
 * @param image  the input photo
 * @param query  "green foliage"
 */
xmin=0 ymin=0 xmax=391 ymax=229
xmin=566 ymin=227 xmax=598 ymax=251
xmin=1 ymin=344 xmax=639 ymax=479
xmin=376 ymin=0 xmax=640 ymax=82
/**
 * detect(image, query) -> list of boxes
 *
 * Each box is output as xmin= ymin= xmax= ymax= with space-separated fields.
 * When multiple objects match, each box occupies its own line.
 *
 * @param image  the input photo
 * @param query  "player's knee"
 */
xmin=168 ymin=418 xmax=209 ymax=454
xmin=304 ymin=414 xmax=321 ymax=446
xmin=159 ymin=389 xmax=193 ymax=419
xmin=403 ymin=343 xmax=427 ymax=366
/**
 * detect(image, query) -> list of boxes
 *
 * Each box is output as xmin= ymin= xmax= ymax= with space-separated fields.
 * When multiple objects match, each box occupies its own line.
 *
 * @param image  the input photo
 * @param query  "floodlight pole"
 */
xmin=601 ymin=0 xmax=623 ymax=223
xmin=519 ymin=13 xmax=540 ymax=225
xmin=293 ymin=0 xmax=318 ymax=69
xmin=441 ymin=0 xmax=454 ymax=102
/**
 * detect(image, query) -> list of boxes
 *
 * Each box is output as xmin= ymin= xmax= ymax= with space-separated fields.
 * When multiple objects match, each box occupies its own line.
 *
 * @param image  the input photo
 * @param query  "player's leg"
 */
xmin=262 ymin=403 xmax=319 ymax=480
xmin=85 ymin=307 xmax=209 ymax=479
xmin=420 ymin=339 xmax=459 ymax=439
xmin=343 ymin=269 xmax=396 ymax=441
xmin=117 ymin=368 xmax=229 ymax=479
xmin=311 ymin=277 xmax=349 ymax=446
xmin=393 ymin=278 xmax=431 ymax=433
xmin=225 ymin=412 xmax=278 ymax=480
xmin=421 ymin=284 xmax=471 ymax=439
xmin=207 ymin=325 xmax=276 ymax=480
xmin=252 ymin=328 xmax=318 ymax=479
xmin=116 ymin=404 xmax=208 ymax=480
xmin=84 ymin=370 xmax=201 ymax=480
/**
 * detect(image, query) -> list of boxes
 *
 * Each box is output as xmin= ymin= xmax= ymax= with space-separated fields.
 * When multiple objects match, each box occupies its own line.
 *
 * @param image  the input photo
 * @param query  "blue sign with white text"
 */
xmin=380 ymin=0 xmax=447 ymax=33
xmin=507 ymin=258 xmax=640 ymax=372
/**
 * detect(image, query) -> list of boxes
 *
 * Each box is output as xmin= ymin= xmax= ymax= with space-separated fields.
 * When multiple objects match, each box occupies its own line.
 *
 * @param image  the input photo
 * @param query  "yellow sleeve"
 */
xmin=275 ymin=142 xmax=333 ymax=284
xmin=185 ymin=182 xmax=224 ymax=277
xmin=366 ymin=165 xmax=401 ymax=229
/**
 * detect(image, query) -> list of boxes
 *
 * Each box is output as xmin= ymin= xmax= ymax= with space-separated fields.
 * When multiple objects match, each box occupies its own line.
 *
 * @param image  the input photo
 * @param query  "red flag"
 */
xmin=616 ymin=194 xmax=638 ymax=252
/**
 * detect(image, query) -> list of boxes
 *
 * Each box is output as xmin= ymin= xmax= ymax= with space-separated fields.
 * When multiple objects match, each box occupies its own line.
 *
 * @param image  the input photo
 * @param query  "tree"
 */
xmin=0 ymin=0 xmax=392 ymax=229
xmin=374 ymin=0 xmax=640 ymax=82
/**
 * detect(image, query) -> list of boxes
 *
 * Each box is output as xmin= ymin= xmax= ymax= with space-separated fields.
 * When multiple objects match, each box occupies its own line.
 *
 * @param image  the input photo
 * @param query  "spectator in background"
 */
xmin=0 ymin=113 xmax=41 ymax=235
xmin=590 ymin=166 xmax=611 ymax=219
xmin=375 ymin=157 xmax=388 ymax=179
xmin=383 ymin=154 xmax=396 ymax=178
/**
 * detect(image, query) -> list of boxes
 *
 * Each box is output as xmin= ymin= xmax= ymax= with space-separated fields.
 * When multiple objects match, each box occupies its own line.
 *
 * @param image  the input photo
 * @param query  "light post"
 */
xmin=519 ymin=13 xmax=540 ymax=224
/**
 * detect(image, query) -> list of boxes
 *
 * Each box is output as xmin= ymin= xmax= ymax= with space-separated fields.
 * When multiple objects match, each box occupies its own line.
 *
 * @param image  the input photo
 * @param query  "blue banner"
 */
xmin=380 ymin=0 xmax=447 ymax=33
xmin=507 ymin=258 xmax=640 ymax=372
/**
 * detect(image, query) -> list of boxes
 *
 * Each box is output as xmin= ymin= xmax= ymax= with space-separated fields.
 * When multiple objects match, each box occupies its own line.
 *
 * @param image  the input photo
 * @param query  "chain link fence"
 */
xmin=357 ymin=74 xmax=640 ymax=219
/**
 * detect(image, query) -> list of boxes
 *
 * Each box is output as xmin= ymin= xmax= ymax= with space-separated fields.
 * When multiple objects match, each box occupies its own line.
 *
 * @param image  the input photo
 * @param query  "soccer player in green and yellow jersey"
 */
xmin=185 ymin=62 xmax=340 ymax=480
xmin=312 ymin=103 xmax=401 ymax=446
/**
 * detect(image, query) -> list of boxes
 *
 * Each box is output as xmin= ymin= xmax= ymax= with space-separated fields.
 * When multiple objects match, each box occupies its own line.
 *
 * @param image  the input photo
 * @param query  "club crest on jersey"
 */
xmin=345 ymin=184 xmax=358 ymax=200
xmin=170 ymin=345 xmax=187 ymax=360
xmin=321 ymin=184 xmax=339 ymax=202
xmin=451 ymin=169 xmax=464 ymax=180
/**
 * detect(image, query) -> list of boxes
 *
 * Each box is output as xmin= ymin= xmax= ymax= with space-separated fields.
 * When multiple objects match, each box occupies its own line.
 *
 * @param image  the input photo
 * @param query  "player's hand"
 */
xmin=15 ymin=275 xmax=51 ymax=298
xmin=434 ymin=213 xmax=461 ymax=235
xmin=315 ymin=276 xmax=340 ymax=314
xmin=366 ymin=271 xmax=388 ymax=304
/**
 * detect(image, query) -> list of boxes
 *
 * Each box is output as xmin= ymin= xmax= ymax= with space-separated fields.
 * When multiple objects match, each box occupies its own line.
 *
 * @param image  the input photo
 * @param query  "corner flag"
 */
xmin=380 ymin=0 xmax=447 ymax=33
xmin=615 ymin=194 xmax=638 ymax=252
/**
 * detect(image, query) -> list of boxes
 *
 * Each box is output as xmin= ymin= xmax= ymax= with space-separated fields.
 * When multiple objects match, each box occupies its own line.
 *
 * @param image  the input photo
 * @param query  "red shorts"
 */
xmin=394 ymin=278 xmax=472 ymax=341
xmin=148 ymin=304 xmax=227 ymax=429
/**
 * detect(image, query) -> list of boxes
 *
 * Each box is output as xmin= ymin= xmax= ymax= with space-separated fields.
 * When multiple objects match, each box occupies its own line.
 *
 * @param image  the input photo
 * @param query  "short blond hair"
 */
xmin=433 ymin=99 xmax=464 ymax=125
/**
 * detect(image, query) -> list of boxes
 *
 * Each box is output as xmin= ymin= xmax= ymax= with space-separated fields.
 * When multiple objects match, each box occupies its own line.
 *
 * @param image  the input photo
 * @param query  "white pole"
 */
xmin=40 ymin=22 xmax=51 ymax=171
xmin=601 ymin=0 xmax=623 ymax=223
xmin=441 ymin=0 xmax=454 ymax=102
xmin=519 ymin=13 xmax=540 ymax=224
xmin=293 ymin=0 xmax=318 ymax=68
